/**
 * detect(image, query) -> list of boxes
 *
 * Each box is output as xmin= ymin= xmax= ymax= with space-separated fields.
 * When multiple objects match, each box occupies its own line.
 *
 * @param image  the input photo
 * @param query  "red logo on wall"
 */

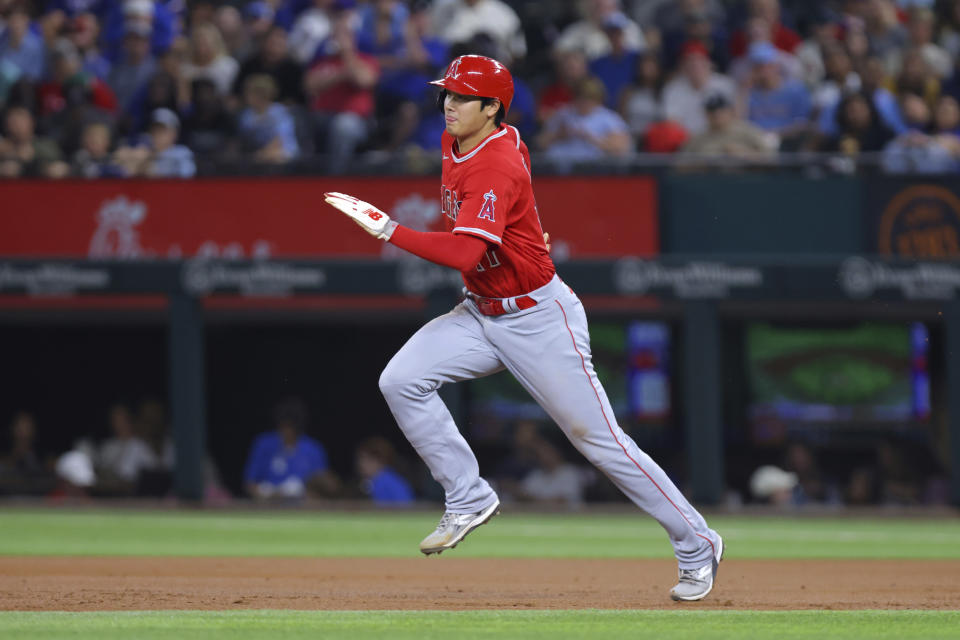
xmin=0 ymin=177 xmax=658 ymax=259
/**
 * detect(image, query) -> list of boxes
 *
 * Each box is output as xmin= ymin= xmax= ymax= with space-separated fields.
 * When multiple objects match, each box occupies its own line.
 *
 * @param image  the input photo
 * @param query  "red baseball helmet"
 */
xmin=429 ymin=55 xmax=514 ymax=115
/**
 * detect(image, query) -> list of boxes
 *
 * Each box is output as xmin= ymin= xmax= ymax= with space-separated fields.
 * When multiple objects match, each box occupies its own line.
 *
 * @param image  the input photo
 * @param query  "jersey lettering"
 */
xmin=478 ymin=190 xmax=497 ymax=222
xmin=441 ymin=186 xmax=462 ymax=221
xmin=475 ymin=249 xmax=501 ymax=272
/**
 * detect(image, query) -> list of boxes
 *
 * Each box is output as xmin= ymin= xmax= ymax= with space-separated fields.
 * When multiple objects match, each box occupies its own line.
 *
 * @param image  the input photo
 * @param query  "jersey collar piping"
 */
xmin=451 ymin=126 xmax=509 ymax=163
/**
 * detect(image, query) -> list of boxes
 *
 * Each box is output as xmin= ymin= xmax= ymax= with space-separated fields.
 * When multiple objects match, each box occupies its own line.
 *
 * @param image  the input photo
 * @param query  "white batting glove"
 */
xmin=323 ymin=191 xmax=397 ymax=241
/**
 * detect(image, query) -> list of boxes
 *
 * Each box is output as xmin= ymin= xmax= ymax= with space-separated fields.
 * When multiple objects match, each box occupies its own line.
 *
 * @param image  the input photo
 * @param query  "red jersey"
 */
xmin=440 ymin=125 xmax=555 ymax=298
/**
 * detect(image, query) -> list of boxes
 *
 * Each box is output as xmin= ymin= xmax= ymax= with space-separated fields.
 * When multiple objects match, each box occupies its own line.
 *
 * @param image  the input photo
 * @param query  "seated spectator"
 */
xmin=681 ymin=92 xmax=776 ymax=157
xmin=817 ymin=56 xmax=907 ymax=138
xmin=131 ymin=398 xmax=175 ymax=497
xmin=842 ymin=14 xmax=872 ymax=70
xmin=743 ymin=42 xmax=812 ymax=146
xmin=113 ymin=108 xmax=196 ymax=177
xmin=233 ymin=25 xmax=305 ymax=105
xmin=845 ymin=465 xmax=877 ymax=505
xmin=537 ymin=76 xmax=632 ymax=162
xmin=181 ymin=78 xmax=237 ymax=158
xmin=660 ymin=4 xmax=730 ymax=72
xmin=517 ymin=438 xmax=593 ymax=508
xmin=135 ymin=398 xmax=174 ymax=471
xmin=933 ymin=94 xmax=960 ymax=134
xmin=434 ymin=0 xmax=526 ymax=62
xmin=213 ymin=4 xmax=248 ymax=62
xmin=618 ymin=51 xmax=665 ymax=141
xmin=810 ymin=45 xmax=862 ymax=119
xmin=354 ymin=436 xmax=415 ymax=506
xmin=182 ymin=22 xmax=239 ymax=97
xmin=882 ymin=93 xmax=960 ymax=172
xmin=96 ymin=402 xmax=157 ymax=494
xmin=107 ymin=21 xmax=157 ymax=111
xmin=125 ymin=70 xmax=179 ymax=134
xmin=662 ymin=41 xmax=736 ymax=136
xmin=304 ymin=6 xmax=379 ymax=170
xmin=794 ymin=6 xmax=842 ymax=89
xmin=729 ymin=0 xmax=801 ymax=58
xmin=0 ymin=106 xmax=69 ymax=178
xmin=727 ymin=17 xmax=805 ymax=87
xmin=238 ymin=74 xmax=299 ymax=163
xmin=891 ymin=47 xmax=941 ymax=108
xmin=242 ymin=2 xmax=279 ymax=58
xmin=820 ymin=91 xmax=894 ymax=154
xmin=356 ymin=0 xmax=409 ymax=56
xmin=749 ymin=464 xmax=798 ymax=506
xmin=243 ymin=397 xmax=340 ymax=501
xmin=52 ymin=449 xmax=96 ymax=499
xmin=0 ymin=4 xmax=45 ymax=82
xmin=72 ymin=121 xmax=123 ymax=177
xmin=0 ymin=411 xmax=57 ymax=496
xmin=782 ymin=441 xmax=840 ymax=505
xmin=289 ymin=0 xmax=334 ymax=65
xmin=864 ymin=0 xmax=907 ymax=65
xmin=886 ymin=6 xmax=952 ymax=79
xmin=553 ymin=0 xmax=644 ymax=61
xmin=538 ymin=49 xmax=590 ymax=124
xmin=37 ymin=39 xmax=118 ymax=153
xmin=589 ymin=12 xmax=640 ymax=109
xmin=101 ymin=0 xmax=178 ymax=62
xmin=68 ymin=13 xmax=111 ymax=80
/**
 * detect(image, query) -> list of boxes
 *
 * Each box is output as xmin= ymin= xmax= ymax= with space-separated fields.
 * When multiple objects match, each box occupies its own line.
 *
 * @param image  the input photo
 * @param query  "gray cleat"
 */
xmin=419 ymin=499 xmax=500 ymax=555
xmin=670 ymin=535 xmax=724 ymax=602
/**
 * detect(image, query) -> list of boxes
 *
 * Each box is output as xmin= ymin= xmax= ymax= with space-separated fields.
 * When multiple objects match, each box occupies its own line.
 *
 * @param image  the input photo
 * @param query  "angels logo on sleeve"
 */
xmin=478 ymin=190 xmax=497 ymax=222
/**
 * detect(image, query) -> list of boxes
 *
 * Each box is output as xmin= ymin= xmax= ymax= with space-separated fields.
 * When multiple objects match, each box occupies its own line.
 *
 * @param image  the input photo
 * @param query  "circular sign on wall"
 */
xmin=878 ymin=185 xmax=960 ymax=257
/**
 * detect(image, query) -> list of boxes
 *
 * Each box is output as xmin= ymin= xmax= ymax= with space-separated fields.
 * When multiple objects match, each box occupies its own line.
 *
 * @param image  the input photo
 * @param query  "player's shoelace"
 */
xmin=677 ymin=567 xmax=709 ymax=584
xmin=435 ymin=512 xmax=457 ymax=531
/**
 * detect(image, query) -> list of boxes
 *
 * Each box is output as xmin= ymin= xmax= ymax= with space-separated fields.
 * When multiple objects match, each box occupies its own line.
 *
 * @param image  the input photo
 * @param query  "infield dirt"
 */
xmin=1 ymin=557 xmax=957 ymax=611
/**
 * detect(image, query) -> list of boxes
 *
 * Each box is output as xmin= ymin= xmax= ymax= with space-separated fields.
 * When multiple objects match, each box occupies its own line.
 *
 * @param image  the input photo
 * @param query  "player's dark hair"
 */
xmin=435 ymin=90 xmax=505 ymax=126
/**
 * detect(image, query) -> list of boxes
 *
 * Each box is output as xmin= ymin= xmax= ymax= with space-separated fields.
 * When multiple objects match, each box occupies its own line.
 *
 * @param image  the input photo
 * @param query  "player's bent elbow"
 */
xmin=452 ymin=237 xmax=489 ymax=271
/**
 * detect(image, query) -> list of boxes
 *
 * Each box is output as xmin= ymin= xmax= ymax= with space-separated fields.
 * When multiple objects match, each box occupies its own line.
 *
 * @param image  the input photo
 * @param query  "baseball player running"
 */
xmin=324 ymin=55 xmax=723 ymax=601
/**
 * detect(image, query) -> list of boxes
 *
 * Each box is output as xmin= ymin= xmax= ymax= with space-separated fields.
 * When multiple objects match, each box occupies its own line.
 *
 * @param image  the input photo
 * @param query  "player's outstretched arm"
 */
xmin=389 ymin=226 xmax=487 ymax=271
xmin=324 ymin=192 xmax=398 ymax=240
xmin=323 ymin=191 xmax=487 ymax=271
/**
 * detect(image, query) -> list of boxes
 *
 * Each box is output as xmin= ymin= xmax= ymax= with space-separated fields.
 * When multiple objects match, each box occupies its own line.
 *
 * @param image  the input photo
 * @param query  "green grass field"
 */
xmin=1 ymin=507 xmax=958 ymax=639
xmin=2 ymin=508 xmax=959 ymax=558
xmin=4 ymin=610 xmax=960 ymax=640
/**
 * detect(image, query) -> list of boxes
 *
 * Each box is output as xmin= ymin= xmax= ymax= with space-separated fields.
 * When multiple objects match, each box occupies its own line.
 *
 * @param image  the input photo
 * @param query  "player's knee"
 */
xmin=378 ymin=362 xmax=411 ymax=399
xmin=379 ymin=361 xmax=433 ymax=401
xmin=378 ymin=365 xmax=397 ymax=395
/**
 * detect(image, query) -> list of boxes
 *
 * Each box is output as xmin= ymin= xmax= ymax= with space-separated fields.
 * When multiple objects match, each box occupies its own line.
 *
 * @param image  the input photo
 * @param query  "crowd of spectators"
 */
xmin=3 ymin=0 xmax=960 ymax=176
xmin=1 ymin=402 xmax=950 ymax=507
